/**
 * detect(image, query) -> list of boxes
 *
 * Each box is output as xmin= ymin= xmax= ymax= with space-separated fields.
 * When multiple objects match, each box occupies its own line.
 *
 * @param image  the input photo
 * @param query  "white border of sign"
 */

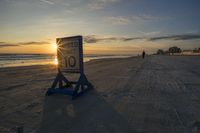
xmin=56 ymin=36 xmax=83 ymax=73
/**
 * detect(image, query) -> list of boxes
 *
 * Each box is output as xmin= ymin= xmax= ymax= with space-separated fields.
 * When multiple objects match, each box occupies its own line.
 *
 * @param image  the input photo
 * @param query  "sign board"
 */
xmin=57 ymin=36 xmax=83 ymax=73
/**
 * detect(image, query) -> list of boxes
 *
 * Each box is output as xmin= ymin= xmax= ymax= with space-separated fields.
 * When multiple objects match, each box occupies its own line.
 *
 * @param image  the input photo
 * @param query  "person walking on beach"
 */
xmin=142 ymin=50 xmax=146 ymax=59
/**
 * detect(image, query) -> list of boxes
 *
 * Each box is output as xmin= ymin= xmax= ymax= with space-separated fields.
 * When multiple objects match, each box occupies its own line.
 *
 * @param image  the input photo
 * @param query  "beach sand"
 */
xmin=0 ymin=56 xmax=200 ymax=133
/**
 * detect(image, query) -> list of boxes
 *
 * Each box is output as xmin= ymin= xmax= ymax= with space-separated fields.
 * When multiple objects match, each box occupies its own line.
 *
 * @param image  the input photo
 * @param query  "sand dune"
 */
xmin=0 ymin=56 xmax=200 ymax=133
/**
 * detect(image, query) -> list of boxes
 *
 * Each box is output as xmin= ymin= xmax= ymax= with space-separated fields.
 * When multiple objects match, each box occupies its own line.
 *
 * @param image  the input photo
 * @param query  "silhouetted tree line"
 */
xmin=157 ymin=49 xmax=165 ymax=55
xmin=156 ymin=47 xmax=200 ymax=55
xmin=168 ymin=46 xmax=181 ymax=55
xmin=193 ymin=48 xmax=200 ymax=53
xmin=156 ymin=46 xmax=181 ymax=55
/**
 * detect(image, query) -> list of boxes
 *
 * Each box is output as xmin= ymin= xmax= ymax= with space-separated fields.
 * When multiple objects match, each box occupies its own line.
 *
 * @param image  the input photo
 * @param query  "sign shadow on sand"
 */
xmin=37 ymin=87 xmax=134 ymax=133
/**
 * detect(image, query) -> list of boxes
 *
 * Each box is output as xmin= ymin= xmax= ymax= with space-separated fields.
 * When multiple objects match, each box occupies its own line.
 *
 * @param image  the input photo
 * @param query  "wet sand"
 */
xmin=0 ymin=56 xmax=200 ymax=133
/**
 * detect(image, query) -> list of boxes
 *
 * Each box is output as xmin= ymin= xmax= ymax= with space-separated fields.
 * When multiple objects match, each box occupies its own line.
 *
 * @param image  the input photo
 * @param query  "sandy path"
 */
xmin=0 ymin=56 xmax=200 ymax=133
xmin=109 ymin=56 xmax=200 ymax=133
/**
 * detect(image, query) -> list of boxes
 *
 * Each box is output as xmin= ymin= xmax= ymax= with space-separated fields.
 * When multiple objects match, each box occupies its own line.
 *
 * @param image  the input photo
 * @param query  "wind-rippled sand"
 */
xmin=0 ymin=56 xmax=200 ymax=133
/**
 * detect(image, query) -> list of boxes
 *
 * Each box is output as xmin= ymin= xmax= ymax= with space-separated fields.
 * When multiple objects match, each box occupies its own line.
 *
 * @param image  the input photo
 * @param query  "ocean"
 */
xmin=0 ymin=54 xmax=131 ymax=68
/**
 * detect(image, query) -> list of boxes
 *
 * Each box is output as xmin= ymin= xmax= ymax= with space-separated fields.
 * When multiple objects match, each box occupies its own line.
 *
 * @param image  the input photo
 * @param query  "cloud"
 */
xmin=132 ymin=14 xmax=163 ymax=21
xmin=106 ymin=15 xmax=166 ymax=25
xmin=84 ymin=34 xmax=200 ymax=43
xmin=0 ymin=42 xmax=20 ymax=48
xmin=149 ymin=34 xmax=200 ymax=41
xmin=84 ymin=35 xmax=99 ymax=43
xmin=84 ymin=36 xmax=119 ymax=43
xmin=138 ymin=31 xmax=161 ymax=36
xmin=0 ymin=41 xmax=50 ymax=48
xmin=64 ymin=9 xmax=74 ymax=14
xmin=40 ymin=0 xmax=54 ymax=5
xmin=84 ymin=35 xmax=143 ymax=43
xmin=19 ymin=41 xmax=50 ymax=45
xmin=122 ymin=37 xmax=143 ymax=41
xmin=106 ymin=16 xmax=132 ymax=25
xmin=88 ymin=0 xmax=120 ymax=10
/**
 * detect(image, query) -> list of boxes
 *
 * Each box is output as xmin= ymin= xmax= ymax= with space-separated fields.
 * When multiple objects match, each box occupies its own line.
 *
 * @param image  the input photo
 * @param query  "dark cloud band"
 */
xmin=83 ymin=35 xmax=143 ymax=43
xmin=84 ymin=34 xmax=200 ymax=43
xmin=0 ymin=43 xmax=20 ymax=48
xmin=0 ymin=41 xmax=50 ymax=48
xmin=1 ymin=34 xmax=200 ymax=48
xmin=148 ymin=34 xmax=200 ymax=41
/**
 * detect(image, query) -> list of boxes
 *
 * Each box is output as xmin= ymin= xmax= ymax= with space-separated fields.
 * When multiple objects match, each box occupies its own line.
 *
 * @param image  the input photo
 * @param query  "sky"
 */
xmin=0 ymin=0 xmax=200 ymax=55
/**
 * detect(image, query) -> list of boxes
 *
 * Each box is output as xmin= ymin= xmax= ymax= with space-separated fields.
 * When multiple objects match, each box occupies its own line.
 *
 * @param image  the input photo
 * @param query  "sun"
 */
xmin=52 ymin=43 xmax=58 ymax=50
xmin=51 ymin=42 xmax=58 ymax=54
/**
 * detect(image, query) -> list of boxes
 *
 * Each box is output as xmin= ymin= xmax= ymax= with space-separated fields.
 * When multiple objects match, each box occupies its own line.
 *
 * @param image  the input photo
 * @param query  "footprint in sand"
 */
xmin=192 ymin=121 xmax=200 ymax=133
xmin=66 ymin=104 xmax=75 ymax=118
xmin=55 ymin=109 xmax=62 ymax=115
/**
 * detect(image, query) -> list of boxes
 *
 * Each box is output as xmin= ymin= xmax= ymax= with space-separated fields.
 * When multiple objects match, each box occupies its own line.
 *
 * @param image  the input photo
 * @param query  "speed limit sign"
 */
xmin=57 ymin=36 xmax=83 ymax=73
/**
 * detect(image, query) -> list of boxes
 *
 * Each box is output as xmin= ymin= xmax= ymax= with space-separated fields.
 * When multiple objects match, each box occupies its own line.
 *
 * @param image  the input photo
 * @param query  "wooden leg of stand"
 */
xmin=59 ymin=80 xmax=63 ymax=88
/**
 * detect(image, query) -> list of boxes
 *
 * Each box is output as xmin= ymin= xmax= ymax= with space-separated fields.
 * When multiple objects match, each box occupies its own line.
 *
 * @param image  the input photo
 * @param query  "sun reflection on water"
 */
xmin=54 ymin=56 xmax=58 ymax=65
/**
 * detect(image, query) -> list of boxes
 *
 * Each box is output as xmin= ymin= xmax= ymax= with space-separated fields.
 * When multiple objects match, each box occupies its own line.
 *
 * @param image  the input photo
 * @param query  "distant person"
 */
xmin=142 ymin=51 xmax=145 ymax=59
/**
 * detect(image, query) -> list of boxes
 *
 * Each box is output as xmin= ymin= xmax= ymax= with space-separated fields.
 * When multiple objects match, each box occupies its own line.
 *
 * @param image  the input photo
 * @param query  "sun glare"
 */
xmin=54 ymin=56 xmax=58 ymax=65
xmin=51 ymin=42 xmax=58 ymax=65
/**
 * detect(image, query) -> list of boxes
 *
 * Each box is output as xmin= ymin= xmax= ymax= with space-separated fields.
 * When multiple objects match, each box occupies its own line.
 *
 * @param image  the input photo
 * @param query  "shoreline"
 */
xmin=0 ymin=56 xmax=135 ymax=70
xmin=0 ymin=55 xmax=133 ymax=69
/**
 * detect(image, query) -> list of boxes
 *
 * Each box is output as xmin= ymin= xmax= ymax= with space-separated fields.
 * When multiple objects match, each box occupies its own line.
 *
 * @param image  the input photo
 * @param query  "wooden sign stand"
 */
xmin=46 ymin=36 xmax=92 ymax=99
xmin=46 ymin=69 xmax=92 ymax=99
